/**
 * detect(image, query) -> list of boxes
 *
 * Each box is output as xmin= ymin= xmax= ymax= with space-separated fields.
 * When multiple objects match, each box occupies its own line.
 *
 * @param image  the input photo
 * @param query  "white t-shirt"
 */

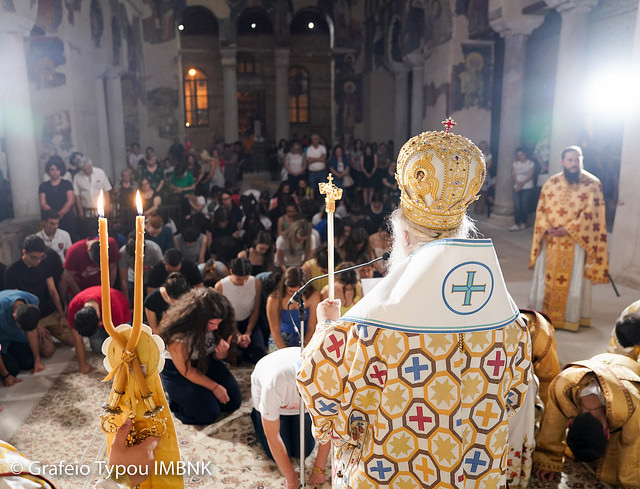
xmin=512 ymin=160 xmax=535 ymax=190
xmin=73 ymin=167 xmax=113 ymax=209
xmin=275 ymin=233 xmax=319 ymax=268
xmin=306 ymin=144 xmax=327 ymax=172
xmin=251 ymin=347 xmax=302 ymax=420
xmin=36 ymin=228 xmax=72 ymax=262
xmin=286 ymin=153 xmax=305 ymax=174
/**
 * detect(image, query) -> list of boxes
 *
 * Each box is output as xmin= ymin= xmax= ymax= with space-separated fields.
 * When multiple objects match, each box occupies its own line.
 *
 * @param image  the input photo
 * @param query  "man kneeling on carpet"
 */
xmin=251 ymin=346 xmax=330 ymax=489
xmin=533 ymin=352 xmax=640 ymax=488
xmin=68 ymin=285 xmax=131 ymax=374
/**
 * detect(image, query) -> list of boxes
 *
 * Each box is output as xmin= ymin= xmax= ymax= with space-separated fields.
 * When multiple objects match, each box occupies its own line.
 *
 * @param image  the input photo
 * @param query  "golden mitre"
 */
xmin=396 ymin=118 xmax=486 ymax=230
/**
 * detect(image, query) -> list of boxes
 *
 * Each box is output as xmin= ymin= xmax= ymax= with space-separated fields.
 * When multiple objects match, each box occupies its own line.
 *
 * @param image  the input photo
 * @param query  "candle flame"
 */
xmin=97 ymin=190 xmax=104 ymax=217
xmin=136 ymin=190 xmax=143 ymax=215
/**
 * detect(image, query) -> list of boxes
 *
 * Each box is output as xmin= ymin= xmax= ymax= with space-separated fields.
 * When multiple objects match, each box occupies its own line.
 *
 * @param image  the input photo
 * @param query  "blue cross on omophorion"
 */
xmin=404 ymin=356 xmax=429 ymax=382
xmin=318 ymin=399 xmax=338 ymax=414
xmin=465 ymin=450 xmax=487 ymax=473
xmin=370 ymin=460 xmax=393 ymax=480
xmin=451 ymin=271 xmax=486 ymax=306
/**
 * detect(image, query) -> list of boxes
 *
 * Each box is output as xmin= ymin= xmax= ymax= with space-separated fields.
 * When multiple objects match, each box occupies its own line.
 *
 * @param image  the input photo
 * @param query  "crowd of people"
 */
xmin=0 ymin=127 xmax=638 ymax=489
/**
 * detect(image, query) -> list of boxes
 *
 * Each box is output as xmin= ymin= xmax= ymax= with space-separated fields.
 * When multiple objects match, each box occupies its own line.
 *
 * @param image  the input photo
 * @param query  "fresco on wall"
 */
xmin=28 ymin=36 xmax=66 ymax=89
xmin=1 ymin=0 xmax=15 ymax=12
xmin=122 ymin=75 xmax=140 ymax=146
xmin=142 ymin=0 xmax=186 ymax=44
xmin=219 ymin=0 xmax=247 ymax=46
xmin=403 ymin=0 xmax=424 ymax=53
xmin=64 ymin=0 xmax=81 ymax=24
xmin=146 ymin=87 xmax=179 ymax=139
xmin=90 ymin=0 xmax=104 ymax=47
xmin=425 ymin=80 xmax=449 ymax=108
xmin=424 ymin=0 xmax=452 ymax=48
xmin=463 ymin=0 xmax=489 ymax=38
xmin=34 ymin=0 xmax=63 ymax=33
xmin=42 ymin=110 xmax=72 ymax=156
xmin=335 ymin=53 xmax=363 ymax=136
xmin=262 ymin=0 xmax=291 ymax=43
xmin=317 ymin=0 xmax=362 ymax=50
xmin=452 ymin=43 xmax=492 ymax=111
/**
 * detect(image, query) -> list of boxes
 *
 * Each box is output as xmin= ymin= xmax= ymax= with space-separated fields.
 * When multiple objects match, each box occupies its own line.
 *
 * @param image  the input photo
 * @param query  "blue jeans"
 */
xmin=236 ymin=318 xmax=266 ymax=364
xmin=514 ymin=188 xmax=533 ymax=226
xmin=250 ymin=408 xmax=315 ymax=460
xmin=161 ymin=356 xmax=242 ymax=425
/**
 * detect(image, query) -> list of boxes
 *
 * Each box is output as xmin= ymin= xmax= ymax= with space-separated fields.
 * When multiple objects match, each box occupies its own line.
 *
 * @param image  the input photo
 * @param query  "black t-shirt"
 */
xmin=145 ymin=260 xmax=203 ymax=289
xmin=143 ymin=288 xmax=170 ymax=324
xmin=38 ymin=179 xmax=73 ymax=212
xmin=5 ymin=259 xmax=55 ymax=316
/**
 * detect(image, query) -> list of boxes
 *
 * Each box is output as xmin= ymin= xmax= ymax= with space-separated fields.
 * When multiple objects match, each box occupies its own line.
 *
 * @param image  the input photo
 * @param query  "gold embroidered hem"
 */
xmin=542 ymin=235 xmax=575 ymax=326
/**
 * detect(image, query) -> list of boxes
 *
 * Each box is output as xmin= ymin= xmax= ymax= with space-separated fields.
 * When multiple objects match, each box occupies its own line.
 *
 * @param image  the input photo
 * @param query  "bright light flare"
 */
xmin=136 ymin=190 xmax=143 ymax=215
xmin=584 ymin=68 xmax=640 ymax=120
xmin=178 ymin=24 xmax=184 ymax=31
xmin=251 ymin=22 xmax=256 ymax=29
xmin=97 ymin=190 xmax=104 ymax=217
xmin=188 ymin=68 xmax=196 ymax=76
xmin=308 ymin=22 xmax=315 ymax=29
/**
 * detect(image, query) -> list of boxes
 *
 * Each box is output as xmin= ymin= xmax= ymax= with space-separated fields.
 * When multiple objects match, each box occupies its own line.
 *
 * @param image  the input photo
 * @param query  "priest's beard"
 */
xmin=564 ymin=167 xmax=581 ymax=184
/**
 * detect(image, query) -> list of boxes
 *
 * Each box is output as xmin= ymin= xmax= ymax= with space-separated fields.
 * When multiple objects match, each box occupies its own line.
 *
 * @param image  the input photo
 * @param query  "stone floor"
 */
xmin=1 ymin=193 xmax=637 ymax=487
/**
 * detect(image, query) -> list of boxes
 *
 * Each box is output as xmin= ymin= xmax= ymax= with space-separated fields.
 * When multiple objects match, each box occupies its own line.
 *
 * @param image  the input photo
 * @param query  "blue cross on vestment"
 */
xmin=317 ymin=400 xmax=338 ymax=414
xmin=370 ymin=460 xmax=392 ymax=480
xmin=465 ymin=451 xmax=487 ymax=473
xmin=451 ymin=271 xmax=486 ymax=306
xmin=404 ymin=356 xmax=429 ymax=382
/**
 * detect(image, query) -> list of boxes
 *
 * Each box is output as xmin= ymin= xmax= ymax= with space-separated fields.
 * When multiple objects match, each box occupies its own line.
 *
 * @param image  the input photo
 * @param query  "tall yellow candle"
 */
xmin=126 ymin=191 xmax=145 ymax=352
xmin=97 ymin=191 xmax=117 ymax=338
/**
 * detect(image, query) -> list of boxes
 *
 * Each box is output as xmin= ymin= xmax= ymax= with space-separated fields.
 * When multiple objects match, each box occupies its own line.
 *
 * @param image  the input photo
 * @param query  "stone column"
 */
xmin=104 ymin=66 xmax=127 ymax=180
xmin=0 ymin=19 xmax=40 ymax=219
xmin=394 ymin=65 xmax=409 ymax=153
xmin=94 ymin=65 xmax=112 ymax=178
xmin=406 ymin=53 xmax=424 ymax=135
xmin=545 ymin=0 xmax=597 ymax=174
xmin=490 ymin=15 xmax=544 ymax=223
xmin=220 ymin=47 xmax=239 ymax=143
xmin=274 ymin=48 xmax=290 ymax=143
xmin=610 ymin=4 xmax=640 ymax=289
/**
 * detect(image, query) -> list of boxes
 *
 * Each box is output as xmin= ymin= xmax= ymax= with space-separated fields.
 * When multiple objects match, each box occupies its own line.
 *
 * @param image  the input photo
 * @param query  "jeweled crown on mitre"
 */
xmin=396 ymin=118 xmax=486 ymax=230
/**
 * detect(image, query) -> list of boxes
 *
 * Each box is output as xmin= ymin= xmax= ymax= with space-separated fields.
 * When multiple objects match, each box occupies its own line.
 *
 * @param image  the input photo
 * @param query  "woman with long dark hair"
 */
xmin=266 ymin=266 xmax=319 ymax=349
xmin=159 ymin=288 xmax=241 ymax=425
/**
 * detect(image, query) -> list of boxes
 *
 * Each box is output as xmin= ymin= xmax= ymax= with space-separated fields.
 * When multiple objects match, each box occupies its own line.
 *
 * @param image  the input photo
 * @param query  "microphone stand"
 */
xmin=288 ymin=251 xmax=389 ymax=488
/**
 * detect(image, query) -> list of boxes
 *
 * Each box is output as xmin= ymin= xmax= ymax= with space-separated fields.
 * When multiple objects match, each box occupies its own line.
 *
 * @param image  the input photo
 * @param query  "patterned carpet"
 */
xmin=9 ymin=352 xmax=606 ymax=489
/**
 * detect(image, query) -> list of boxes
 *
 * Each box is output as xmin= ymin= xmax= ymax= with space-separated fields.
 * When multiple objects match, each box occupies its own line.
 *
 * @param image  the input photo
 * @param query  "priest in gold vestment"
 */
xmin=528 ymin=146 xmax=609 ymax=331
xmin=297 ymin=122 xmax=532 ymax=489
xmin=533 ymin=353 xmax=640 ymax=488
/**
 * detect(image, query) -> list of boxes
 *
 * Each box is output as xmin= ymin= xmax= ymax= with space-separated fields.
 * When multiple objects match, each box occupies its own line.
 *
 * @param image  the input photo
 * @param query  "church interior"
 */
xmin=1 ymin=0 xmax=640 ymax=488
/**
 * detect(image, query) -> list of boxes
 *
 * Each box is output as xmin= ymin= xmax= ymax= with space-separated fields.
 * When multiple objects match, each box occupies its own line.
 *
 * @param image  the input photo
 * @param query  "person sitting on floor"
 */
xmin=533 ymin=352 xmax=640 ymax=488
xmin=251 ymin=346 xmax=330 ymax=489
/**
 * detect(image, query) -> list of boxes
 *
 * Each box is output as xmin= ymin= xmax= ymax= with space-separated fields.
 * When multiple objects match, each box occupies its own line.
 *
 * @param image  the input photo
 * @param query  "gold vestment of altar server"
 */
xmin=528 ymin=171 xmax=609 ymax=329
xmin=534 ymin=353 xmax=640 ymax=489
xmin=520 ymin=309 xmax=560 ymax=405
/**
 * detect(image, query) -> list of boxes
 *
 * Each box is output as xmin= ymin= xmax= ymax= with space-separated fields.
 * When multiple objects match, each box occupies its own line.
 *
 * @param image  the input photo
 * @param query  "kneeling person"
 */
xmin=68 ymin=285 xmax=131 ymax=373
xmin=534 ymin=352 xmax=640 ymax=487
xmin=251 ymin=347 xmax=330 ymax=489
